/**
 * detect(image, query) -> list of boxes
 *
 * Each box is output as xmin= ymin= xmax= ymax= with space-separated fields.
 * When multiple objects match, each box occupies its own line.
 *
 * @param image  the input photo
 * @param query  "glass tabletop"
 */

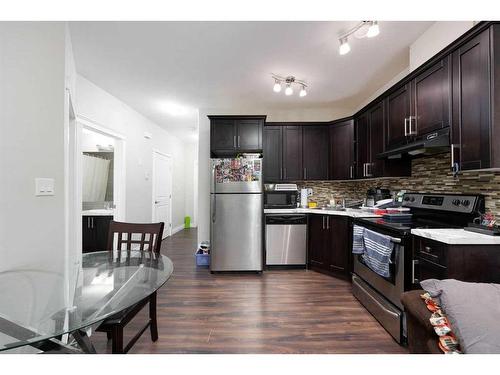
xmin=0 ymin=250 xmax=173 ymax=352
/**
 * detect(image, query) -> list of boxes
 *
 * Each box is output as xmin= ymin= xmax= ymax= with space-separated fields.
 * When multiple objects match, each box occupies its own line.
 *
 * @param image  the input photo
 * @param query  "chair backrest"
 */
xmin=107 ymin=221 xmax=165 ymax=253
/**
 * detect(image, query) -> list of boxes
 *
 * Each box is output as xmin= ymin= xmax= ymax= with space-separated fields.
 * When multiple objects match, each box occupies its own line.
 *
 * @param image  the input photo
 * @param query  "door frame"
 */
xmin=152 ymin=149 xmax=173 ymax=237
xmin=75 ymin=115 xmax=127 ymax=222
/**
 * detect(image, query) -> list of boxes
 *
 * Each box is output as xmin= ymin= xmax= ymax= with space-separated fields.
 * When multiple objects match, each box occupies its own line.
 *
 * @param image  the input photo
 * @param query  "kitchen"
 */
xmin=3 ymin=13 xmax=500 ymax=363
xmin=206 ymin=20 xmax=500 ymax=351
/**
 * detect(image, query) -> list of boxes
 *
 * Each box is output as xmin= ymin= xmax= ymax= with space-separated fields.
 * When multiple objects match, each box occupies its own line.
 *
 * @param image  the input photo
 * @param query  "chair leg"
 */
xmin=149 ymin=292 xmax=158 ymax=342
xmin=111 ymin=327 xmax=124 ymax=354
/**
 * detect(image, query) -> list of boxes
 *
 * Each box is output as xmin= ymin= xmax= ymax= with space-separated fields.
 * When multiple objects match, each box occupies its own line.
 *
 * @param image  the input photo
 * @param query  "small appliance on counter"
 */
xmin=365 ymin=187 xmax=391 ymax=207
xmin=264 ymin=183 xmax=298 ymax=209
xmin=300 ymin=188 xmax=312 ymax=208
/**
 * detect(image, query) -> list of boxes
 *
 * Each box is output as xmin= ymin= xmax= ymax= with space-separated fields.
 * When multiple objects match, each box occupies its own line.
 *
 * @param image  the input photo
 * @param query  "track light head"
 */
xmin=339 ymin=37 xmax=350 ymax=55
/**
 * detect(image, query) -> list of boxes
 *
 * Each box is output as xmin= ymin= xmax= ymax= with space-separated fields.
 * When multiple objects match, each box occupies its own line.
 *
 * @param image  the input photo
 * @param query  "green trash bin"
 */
xmin=184 ymin=216 xmax=191 ymax=229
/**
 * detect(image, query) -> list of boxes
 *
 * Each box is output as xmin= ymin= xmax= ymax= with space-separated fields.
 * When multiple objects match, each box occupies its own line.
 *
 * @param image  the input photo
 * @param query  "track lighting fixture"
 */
xmin=271 ymin=74 xmax=308 ymax=98
xmin=338 ymin=21 xmax=380 ymax=55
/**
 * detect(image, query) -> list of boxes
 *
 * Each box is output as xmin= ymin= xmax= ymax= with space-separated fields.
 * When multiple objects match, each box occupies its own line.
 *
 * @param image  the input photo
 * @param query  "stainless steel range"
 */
xmin=351 ymin=192 xmax=484 ymax=344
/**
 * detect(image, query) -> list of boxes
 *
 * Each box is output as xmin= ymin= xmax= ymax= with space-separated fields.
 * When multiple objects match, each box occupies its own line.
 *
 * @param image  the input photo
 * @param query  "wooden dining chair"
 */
xmin=96 ymin=220 xmax=165 ymax=354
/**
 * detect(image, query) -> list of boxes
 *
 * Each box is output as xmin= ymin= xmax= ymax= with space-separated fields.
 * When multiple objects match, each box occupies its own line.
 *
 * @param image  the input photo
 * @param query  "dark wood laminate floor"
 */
xmin=92 ymin=229 xmax=407 ymax=354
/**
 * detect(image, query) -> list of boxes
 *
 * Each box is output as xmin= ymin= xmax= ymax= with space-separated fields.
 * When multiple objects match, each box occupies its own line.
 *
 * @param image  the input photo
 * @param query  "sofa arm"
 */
xmin=401 ymin=290 xmax=441 ymax=354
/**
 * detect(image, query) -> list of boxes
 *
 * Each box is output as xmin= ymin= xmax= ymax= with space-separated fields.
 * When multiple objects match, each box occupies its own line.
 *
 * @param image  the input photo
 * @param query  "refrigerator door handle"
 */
xmin=211 ymin=194 xmax=216 ymax=223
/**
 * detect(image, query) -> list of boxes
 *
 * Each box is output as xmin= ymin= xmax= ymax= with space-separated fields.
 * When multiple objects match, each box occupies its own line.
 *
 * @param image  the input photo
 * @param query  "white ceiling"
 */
xmin=69 ymin=21 xmax=433 ymax=139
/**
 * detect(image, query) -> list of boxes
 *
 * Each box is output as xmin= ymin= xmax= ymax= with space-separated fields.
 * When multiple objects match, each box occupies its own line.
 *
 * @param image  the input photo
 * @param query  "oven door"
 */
xmin=353 ymin=231 xmax=405 ymax=309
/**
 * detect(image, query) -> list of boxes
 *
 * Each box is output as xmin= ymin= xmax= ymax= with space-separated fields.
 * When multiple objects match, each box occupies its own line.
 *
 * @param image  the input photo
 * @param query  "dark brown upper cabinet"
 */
xmin=356 ymin=101 xmax=389 ymax=178
xmin=282 ymin=125 xmax=303 ymax=181
xmin=368 ymin=102 xmax=385 ymax=177
xmin=452 ymin=27 xmax=494 ymax=171
xmin=329 ymin=119 xmax=355 ymax=180
xmin=263 ymin=125 xmax=282 ymax=182
xmin=412 ymin=57 xmax=452 ymax=137
xmin=385 ymin=83 xmax=412 ymax=148
xmin=302 ymin=125 xmax=329 ymax=180
xmin=209 ymin=115 xmax=265 ymax=156
xmin=355 ymin=111 xmax=370 ymax=178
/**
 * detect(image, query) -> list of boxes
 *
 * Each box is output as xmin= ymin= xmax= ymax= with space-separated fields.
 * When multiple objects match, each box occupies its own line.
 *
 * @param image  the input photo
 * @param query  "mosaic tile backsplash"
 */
xmin=297 ymin=152 xmax=500 ymax=218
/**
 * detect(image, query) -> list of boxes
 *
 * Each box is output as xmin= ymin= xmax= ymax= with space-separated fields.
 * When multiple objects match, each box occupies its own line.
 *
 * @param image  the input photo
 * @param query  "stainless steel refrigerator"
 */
xmin=210 ymin=158 xmax=263 ymax=272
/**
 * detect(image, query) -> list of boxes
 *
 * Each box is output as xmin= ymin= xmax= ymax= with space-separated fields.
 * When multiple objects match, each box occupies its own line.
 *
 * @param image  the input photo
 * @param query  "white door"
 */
xmin=153 ymin=152 xmax=173 ymax=238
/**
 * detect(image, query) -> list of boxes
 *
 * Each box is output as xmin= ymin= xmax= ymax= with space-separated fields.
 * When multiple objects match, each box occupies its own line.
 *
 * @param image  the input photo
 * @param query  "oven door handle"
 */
xmin=390 ymin=237 xmax=401 ymax=244
xmin=412 ymin=259 xmax=420 ymax=284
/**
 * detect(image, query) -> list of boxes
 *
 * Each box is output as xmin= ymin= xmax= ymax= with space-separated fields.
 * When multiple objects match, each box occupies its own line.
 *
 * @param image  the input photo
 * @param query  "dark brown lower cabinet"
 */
xmin=82 ymin=215 xmax=113 ymax=253
xmin=412 ymin=237 xmax=500 ymax=288
xmin=308 ymin=215 xmax=351 ymax=279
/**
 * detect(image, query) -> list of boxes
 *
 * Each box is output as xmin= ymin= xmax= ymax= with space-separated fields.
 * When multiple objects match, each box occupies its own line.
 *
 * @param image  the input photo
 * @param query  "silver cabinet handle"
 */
xmin=326 ymin=216 xmax=330 ymax=230
xmin=303 ymin=168 xmax=307 ymax=180
xmin=280 ymin=167 xmax=283 ymax=180
xmin=404 ymin=117 xmax=408 ymax=136
xmin=412 ymin=259 xmax=419 ymax=284
xmin=451 ymin=144 xmax=460 ymax=175
xmin=237 ymin=136 xmax=240 ymax=148
xmin=366 ymin=163 xmax=373 ymax=177
xmin=283 ymin=167 xmax=287 ymax=179
xmin=322 ymin=216 xmax=325 ymax=230
xmin=87 ymin=217 xmax=90 ymax=229
xmin=349 ymin=165 xmax=353 ymax=179
xmin=410 ymin=116 xmax=417 ymax=135
xmin=233 ymin=135 xmax=236 ymax=148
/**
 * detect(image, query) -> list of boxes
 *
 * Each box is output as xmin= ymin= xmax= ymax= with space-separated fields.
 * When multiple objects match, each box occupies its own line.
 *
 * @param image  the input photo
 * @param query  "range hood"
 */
xmin=377 ymin=128 xmax=450 ymax=159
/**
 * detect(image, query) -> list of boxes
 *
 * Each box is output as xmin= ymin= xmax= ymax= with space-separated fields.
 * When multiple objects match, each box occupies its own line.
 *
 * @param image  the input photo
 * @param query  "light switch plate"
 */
xmin=35 ymin=178 xmax=55 ymax=196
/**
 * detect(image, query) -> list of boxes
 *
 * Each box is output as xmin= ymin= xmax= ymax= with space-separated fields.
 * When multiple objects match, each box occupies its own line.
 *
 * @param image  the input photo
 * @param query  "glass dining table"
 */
xmin=0 ymin=250 xmax=173 ymax=353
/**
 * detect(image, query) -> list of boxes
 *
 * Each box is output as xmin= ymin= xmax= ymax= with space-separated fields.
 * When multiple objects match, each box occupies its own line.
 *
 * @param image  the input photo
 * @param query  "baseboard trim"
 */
xmin=171 ymin=224 xmax=185 ymax=235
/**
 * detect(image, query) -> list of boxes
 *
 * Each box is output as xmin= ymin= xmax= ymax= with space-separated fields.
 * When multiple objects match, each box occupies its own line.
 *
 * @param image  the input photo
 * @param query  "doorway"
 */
xmin=152 ymin=150 xmax=173 ymax=238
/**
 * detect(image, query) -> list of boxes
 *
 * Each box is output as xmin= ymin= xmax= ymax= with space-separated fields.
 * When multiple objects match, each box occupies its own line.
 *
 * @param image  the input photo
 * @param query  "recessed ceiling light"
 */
xmin=158 ymin=102 xmax=188 ymax=116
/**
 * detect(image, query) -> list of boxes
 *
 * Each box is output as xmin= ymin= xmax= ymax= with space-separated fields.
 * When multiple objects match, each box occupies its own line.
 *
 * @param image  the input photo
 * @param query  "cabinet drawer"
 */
xmin=415 ymin=238 xmax=447 ymax=266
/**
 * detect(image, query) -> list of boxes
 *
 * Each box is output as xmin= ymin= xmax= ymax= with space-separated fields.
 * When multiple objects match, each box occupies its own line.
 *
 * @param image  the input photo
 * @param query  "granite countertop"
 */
xmin=263 ymin=208 xmax=380 ymax=219
xmin=411 ymin=228 xmax=500 ymax=245
xmin=82 ymin=209 xmax=114 ymax=216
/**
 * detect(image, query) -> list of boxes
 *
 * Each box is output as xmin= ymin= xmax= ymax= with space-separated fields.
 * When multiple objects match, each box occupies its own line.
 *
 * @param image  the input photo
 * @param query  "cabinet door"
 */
xmin=211 ymin=119 xmax=236 ymax=153
xmin=452 ymin=30 xmax=491 ymax=170
xmin=282 ymin=126 xmax=303 ymax=181
xmin=236 ymin=119 xmax=263 ymax=151
xmin=302 ymin=125 xmax=329 ymax=180
xmin=368 ymin=102 xmax=384 ymax=177
xmin=82 ymin=217 xmax=96 ymax=253
xmin=308 ymin=215 xmax=327 ymax=267
xmin=413 ymin=57 xmax=451 ymax=136
xmin=330 ymin=120 xmax=355 ymax=180
xmin=263 ymin=126 xmax=282 ymax=182
xmin=327 ymin=216 xmax=349 ymax=277
xmin=94 ymin=216 xmax=113 ymax=251
xmin=355 ymin=112 xmax=370 ymax=178
xmin=385 ymin=83 xmax=411 ymax=148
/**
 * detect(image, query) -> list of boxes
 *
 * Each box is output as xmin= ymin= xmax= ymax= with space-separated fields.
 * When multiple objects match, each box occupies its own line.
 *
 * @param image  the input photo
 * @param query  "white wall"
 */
xmin=75 ymin=75 xmax=193 ymax=229
xmin=0 ymin=22 xmax=67 ymax=274
xmin=409 ymin=21 xmax=475 ymax=72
